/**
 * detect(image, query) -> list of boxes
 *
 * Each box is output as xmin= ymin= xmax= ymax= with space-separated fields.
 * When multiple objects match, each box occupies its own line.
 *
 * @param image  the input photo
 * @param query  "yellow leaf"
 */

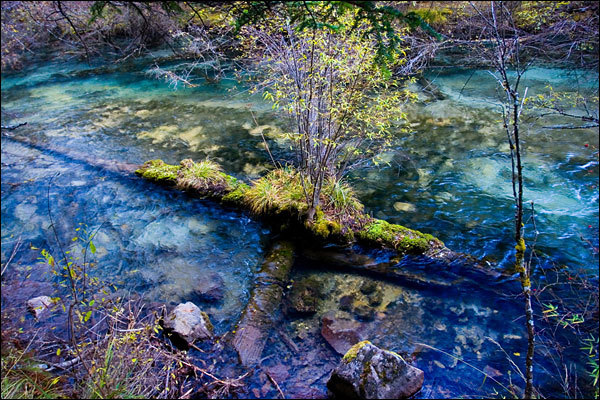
xmin=513 ymin=352 xmax=521 ymax=356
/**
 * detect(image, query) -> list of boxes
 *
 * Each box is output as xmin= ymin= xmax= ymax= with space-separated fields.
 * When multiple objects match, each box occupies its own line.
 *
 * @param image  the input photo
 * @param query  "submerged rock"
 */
xmin=353 ymin=304 xmax=375 ymax=322
xmin=321 ymin=311 xmax=364 ymax=355
xmin=328 ymin=340 xmax=424 ymax=399
xmin=162 ymin=302 xmax=213 ymax=350
xmin=194 ymin=272 xmax=225 ymax=302
xmin=339 ymin=294 xmax=355 ymax=312
xmin=286 ymin=276 xmax=323 ymax=315
xmin=26 ymin=296 xmax=53 ymax=319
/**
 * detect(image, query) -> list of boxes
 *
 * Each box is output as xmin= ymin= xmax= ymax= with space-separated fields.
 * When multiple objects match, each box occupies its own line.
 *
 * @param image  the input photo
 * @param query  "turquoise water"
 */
xmin=1 ymin=53 xmax=598 ymax=398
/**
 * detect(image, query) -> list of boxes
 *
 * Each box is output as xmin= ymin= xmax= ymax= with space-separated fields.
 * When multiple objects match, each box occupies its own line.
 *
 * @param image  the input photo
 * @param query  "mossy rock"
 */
xmin=356 ymin=219 xmax=442 ymax=255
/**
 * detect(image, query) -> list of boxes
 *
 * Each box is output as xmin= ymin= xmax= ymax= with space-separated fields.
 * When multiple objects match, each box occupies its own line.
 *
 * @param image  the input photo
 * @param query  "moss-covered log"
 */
xmin=135 ymin=158 xmax=452 ymax=260
xmin=231 ymin=240 xmax=295 ymax=366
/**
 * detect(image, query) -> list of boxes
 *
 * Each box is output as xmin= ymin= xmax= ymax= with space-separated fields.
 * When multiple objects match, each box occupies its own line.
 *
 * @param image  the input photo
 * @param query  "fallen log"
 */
xmin=231 ymin=240 xmax=295 ymax=366
xmin=136 ymin=158 xmax=519 ymax=295
xmin=2 ymin=134 xmax=139 ymax=176
xmin=134 ymin=158 xmax=493 ymax=269
xmin=1 ymin=136 xmax=508 ymax=286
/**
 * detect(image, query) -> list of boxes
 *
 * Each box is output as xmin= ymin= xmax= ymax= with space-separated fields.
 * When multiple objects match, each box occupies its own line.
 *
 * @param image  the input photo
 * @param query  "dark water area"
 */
xmin=1 ymin=51 xmax=598 ymax=398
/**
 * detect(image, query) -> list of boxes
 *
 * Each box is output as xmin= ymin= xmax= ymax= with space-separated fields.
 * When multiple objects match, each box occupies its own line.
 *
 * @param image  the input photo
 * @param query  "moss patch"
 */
xmin=308 ymin=206 xmax=342 ymax=239
xmin=343 ymin=340 xmax=372 ymax=362
xmin=135 ymin=159 xmax=180 ymax=184
xmin=357 ymin=218 xmax=442 ymax=254
xmin=221 ymin=182 xmax=250 ymax=205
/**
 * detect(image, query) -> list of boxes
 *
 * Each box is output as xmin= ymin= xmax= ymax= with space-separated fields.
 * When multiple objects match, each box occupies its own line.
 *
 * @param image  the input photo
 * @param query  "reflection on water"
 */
xmin=1 ymin=53 xmax=598 ymax=398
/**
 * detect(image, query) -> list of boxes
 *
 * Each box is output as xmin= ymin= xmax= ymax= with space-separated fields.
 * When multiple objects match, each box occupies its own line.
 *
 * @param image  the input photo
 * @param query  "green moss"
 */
xmin=135 ymin=160 xmax=441 ymax=257
xmin=222 ymin=182 xmax=250 ymax=204
xmin=343 ymin=340 xmax=372 ymax=362
xmin=135 ymin=159 xmax=180 ymax=184
xmin=201 ymin=311 xmax=214 ymax=333
xmin=357 ymin=219 xmax=441 ymax=254
xmin=309 ymin=207 xmax=342 ymax=238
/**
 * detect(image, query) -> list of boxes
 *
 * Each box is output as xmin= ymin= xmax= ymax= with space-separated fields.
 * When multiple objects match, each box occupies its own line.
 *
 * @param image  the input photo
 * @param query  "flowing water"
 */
xmin=1 ymin=52 xmax=598 ymax=398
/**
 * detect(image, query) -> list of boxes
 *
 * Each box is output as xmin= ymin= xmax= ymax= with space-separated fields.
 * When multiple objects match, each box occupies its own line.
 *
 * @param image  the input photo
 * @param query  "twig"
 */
xmin=415 ymin=341 xmax=514 ymax=396
xmin=250 ymin=109 xmax=279 ymax=168
xmin=1 ymin=122 xmax=27 ymax=130
xmin=1 ymin=235 xmax=22 ymax=277
xmin=267 ymin=371 xmax=285 ymax=399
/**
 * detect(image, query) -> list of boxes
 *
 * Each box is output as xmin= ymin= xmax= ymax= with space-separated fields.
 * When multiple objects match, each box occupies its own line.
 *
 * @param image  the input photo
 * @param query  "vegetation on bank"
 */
xmin=136 ymin=158 xmax=444 ymax=256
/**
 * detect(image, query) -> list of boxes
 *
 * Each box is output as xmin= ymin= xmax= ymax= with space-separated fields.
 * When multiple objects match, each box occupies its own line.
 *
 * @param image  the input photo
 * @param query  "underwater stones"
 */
xmin=339 ymin=294 xmax=356 ymax=312
xmin=359 ymin=280 xmax=378 ymax=295
xmin=393 ymin=202 xmax=417 ymax=213
xmin=328 ymin=341 xmax=424 ymax=399
xmin=286 ymin=276 xmax=323 ymax=315
xmin=336 ymin=280 xmax=383 ymax=321
xmin=353 ymin=304 xmax=375 ymax=322
xmin=133 ymin=219 xmax=190 ymax=251
xmin=360 ymin=280 xmax=384 ymax=306
xmin=194 ymin=272 xmax=224 ymax=302
xmin=26 ymin=296 xmax=53 ymax=319
xmin=162 ymin=302 xmax=213 ymax=350
xmin=15 ymin=202 xmax=37 ymax=222
xmin=321 ymin=311 xmax=364 ymax=355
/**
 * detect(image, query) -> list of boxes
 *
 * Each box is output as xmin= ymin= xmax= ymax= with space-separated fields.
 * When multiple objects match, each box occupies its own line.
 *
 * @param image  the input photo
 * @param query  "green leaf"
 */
xmin=84 ymin=310 xmax=92 ymax=322
xmin=89 ymin=241 xmax=96 ymax=254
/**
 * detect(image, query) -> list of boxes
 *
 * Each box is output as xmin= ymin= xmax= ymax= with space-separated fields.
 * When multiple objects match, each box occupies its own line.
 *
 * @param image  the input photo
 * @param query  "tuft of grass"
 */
xmin=322 ymin=177 xmax=364 ymax=216
xmin=1 ymin=349 xmax=65 ymax=399
xmin=177 ymin=158 xmax=228 ymax=192
xmin=244 ymin=167 xmax=307 ymax=215
xmin=74 ymin=301 xmax=190 ymax=399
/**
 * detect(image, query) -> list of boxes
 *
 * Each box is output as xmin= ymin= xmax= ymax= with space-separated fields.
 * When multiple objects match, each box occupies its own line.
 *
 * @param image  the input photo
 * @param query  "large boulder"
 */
xmin=328 ymin=341 xmax=424 ymax=399
xmin=26 ymin=296 xmax=53 ymax=319
xmin=321 ymin=311 xmax=364 ymax=355
xmin=162 ymin=302 xmax=213 ymax=350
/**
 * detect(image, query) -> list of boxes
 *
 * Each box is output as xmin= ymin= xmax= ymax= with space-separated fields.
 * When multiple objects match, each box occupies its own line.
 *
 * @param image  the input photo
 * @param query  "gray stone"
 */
xmin=321 ymin=311 xmax=363 ymax=355
xmin=328 ymin=341 xmax=424 ymax=399
xmin=26 ymin=296 xmax=53 ymax=319
xmin=163 ymin=302 xmax=213 ymax=349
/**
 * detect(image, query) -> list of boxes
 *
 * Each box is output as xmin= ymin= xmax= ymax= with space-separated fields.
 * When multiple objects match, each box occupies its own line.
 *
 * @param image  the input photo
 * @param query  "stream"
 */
xmin=1 ymin=51 xmax=598 ymax=398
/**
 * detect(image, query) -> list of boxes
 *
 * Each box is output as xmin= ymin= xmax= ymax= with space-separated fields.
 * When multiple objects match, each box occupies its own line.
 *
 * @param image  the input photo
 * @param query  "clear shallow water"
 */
xmin=1 ymin=53 xmax=598 ymax=398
